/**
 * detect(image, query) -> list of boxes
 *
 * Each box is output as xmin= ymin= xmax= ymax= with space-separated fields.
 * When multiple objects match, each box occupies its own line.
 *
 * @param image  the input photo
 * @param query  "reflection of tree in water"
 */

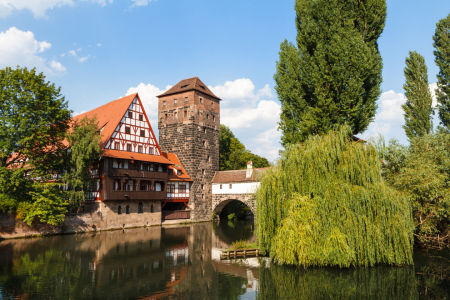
xmin=414 ymin=250 xmax=450 ymax=299
xmin=257 ymin=263 xmax=418 ymax=300
xmin=213 ymin=220 xmax=255 ymax=245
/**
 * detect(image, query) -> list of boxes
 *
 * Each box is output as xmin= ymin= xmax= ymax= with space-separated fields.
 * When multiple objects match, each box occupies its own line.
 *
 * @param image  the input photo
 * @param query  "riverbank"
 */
xmin=0 ymin=204 xmax=209 ymax=240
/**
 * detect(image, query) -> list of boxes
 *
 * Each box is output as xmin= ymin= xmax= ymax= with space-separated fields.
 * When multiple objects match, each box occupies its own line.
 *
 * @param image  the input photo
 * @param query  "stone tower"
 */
xmin=157 ymin=77 xmax=220 ymax=221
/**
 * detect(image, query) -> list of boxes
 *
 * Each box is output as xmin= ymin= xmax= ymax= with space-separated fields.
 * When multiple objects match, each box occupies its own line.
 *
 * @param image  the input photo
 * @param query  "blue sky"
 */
xmin=1 ymin=0 xmax=449 ymax=162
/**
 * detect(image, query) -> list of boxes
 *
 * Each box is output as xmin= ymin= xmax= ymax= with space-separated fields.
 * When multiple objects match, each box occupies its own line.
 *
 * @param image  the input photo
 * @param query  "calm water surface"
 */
xmin=0 ymin=220 xmax=449 ymax=299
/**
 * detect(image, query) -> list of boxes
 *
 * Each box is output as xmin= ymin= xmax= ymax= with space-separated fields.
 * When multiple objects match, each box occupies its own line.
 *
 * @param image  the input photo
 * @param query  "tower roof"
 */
xmin=157 ymin=77 xmax=221 ymax=100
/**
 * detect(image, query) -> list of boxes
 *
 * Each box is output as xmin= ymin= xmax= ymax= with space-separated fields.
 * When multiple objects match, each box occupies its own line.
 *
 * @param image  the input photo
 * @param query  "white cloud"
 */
xmin=126 ymin=83 xmax=172 ymax=118
xmin=429 ymin=82 xmax=438 ymax=108
xmin=0 ymin=0 xmax=116 ymax=19
xmin=257 ymin=84 xmax=273 ymax=98
xmin=249 ymin=127 xmax=282 ymax=163
xmin=49 ymin=60 xmax=66 ymax=72
xmin=68 ymin=49 xmax=77 ymax=56
xmin=131 ymin=0 xmax=153 ymax=7
xmin=60 ymin=53 xmax=65 ymax=57
xmin=209 ymin=78 xmax=257 ymax=101
xmin=0 ymin=27 xmax=66 ymax=76
xmin=97 ymin=43 xmax=101 ymax=47
xmin=79 ymin=56 xmax=89 ymax=62
xmin=221 ymin=100 xmax=281 ymax=130
xmin=77 ymin=47 xmax=81 ymax=51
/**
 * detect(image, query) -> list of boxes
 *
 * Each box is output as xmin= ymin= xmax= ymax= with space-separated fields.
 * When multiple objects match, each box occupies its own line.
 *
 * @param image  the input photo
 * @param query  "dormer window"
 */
xmin=181 ymin=84 xmax=188 ymax=88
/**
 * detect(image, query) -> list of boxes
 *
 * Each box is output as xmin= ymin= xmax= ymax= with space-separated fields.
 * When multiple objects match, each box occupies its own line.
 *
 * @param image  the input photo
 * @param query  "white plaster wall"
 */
xmin=212 ymin=182 xmax=260 ymax=195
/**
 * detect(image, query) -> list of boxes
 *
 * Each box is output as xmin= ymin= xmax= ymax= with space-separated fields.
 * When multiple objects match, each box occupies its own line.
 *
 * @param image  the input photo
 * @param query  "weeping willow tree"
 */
xmin=255 ymin=126 xmax=414 ymax=267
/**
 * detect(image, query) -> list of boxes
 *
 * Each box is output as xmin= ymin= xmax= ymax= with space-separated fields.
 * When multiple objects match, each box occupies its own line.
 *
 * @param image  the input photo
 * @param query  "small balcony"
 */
xmin=106 ymin=168 xmax=169 ymax=180
xmin=107 ymin=191 xmax=167 ymax=201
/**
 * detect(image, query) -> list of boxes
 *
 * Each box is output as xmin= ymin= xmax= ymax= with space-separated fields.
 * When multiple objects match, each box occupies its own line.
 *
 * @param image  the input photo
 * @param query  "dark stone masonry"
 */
xmin=158 ymin=77 xmax=220 ymax=221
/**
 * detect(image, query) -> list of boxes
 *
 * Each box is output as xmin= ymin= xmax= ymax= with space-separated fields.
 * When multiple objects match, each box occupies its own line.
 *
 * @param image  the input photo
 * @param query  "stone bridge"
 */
xmin=212 ymin=193 xmax=256 ymax=216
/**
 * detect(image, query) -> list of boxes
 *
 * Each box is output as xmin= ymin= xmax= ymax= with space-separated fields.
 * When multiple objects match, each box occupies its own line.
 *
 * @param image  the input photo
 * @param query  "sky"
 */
xmin=1 ymin=0 xmax=450 ymax=162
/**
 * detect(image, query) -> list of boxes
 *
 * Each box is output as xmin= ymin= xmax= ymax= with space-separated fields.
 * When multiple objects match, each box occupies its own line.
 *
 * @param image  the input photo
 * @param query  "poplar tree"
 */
xmin=274 ymin=0 xmax=386 ymax=145
xmin=433 ymin=14 xmax=450 ymax=129
xmin=402 ymin=51 xmax=434 ymax=140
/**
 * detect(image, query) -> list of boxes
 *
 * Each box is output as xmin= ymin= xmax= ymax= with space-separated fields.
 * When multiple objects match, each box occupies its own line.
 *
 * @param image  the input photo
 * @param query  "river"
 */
xmin=0 ymin=220 xmax=449 ymax=299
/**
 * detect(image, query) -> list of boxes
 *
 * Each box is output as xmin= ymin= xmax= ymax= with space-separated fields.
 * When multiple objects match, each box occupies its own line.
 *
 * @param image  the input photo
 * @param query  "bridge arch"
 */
xmin=212 ymin=194 xmax=256 ymax=217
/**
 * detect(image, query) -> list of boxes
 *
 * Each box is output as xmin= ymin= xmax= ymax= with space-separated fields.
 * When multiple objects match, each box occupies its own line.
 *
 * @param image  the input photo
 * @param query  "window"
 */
xmin=200 ymin=97 xmax=203 ymax=104
xmin=140 ymin=130 xmax=145 ymax=137
xmin=229 ymin=184 xmax=232 ymax=189
xmin=118 ymin=206 xmax=122 ymax=215
xmin=208 ymin=156 xmax=210 ymax=162
xmin=149 ymin=148 xmax=154 ymax=155
xmin=213 ymin=115 xmax=215 ymax=122
xmin=211 ymin=102 xmax=214 ymax=108
xmin=155 ymin=182 xmax=162 ymax=191
xmin=185 ymin=97 xmax=188 ymax=102
xmin=138 ymin=146 xmax=143 ymax=153
xmin=165 ymin=114 xmax=167 ymax=120
xmin=204 ymin=127 xmax=206 ymax=133
xmin=128 ymin=111 xmax=133 ymax=119
xmin=127 ymin=144 xmax=132 ymax=151
xmin=203 ymin=141 xmax=206 ymax=147
xmin=202 ymin=169 xmax=205 ymax=176
xmin=201 ymin=184 xmax=204 ymax=190
xmin=151 ymin=205 xmax=154 ymax=213
xmin=163 ymin=101 xmax=166 ymax=106
xmin=114 ymin=180 xmax=121 ymax=190
xmin=206 ymin=114 xmax=209 ymax=119
xmin=115 ymin=142 xmax=120 ymax=150
xmin=149 ymin=163 xmax=154 ymax=171
xmin=141 ymin=181 xmax=148 ymax=191
xmin=158 ymin=165 xmax=163 ymax=172
xmin=174 ymin=112 xmax=178 ymax=118
xmin=168 ymin=169 xmax=173 ymax=175
xmin=138 ymin=202 xmax=143 ymax=214
xmin=125 ymin=126 xmax=131 ymax=134
xmin=174 ymin=99 xmax=177 ymax=104
xmin=179 ymin=184 xmax=186 ymax=193
xmin=126 ymin=205 xmax=130 ymax=214
xmin=127 ymin=180 xmax=135 ymax=191
xmin=139 ymin=114 xmax=143 ymax=121
xmin=128 ymin=161 xmax=136 ymax=170
xmin=177 ymin=170 xmax=182 ymax=176
xmin=142 ymin=163 xmax=149 ymax=171
xmin=184 ymin=111 xmax=187 ymax=117
xmin=220 ymin=184 xmax=222 ymax=189
xmin=167 ymin=184 xmax=175 ymax=193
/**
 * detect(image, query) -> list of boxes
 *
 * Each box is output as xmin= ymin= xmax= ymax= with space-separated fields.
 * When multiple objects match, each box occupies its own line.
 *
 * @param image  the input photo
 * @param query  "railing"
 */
xmin=105 ymin=168 xmax=169 ymax=180
xmin=162 ymin=210 xmax=191 ymax=220
xmin=107 ymin=191 xmax=166 ymax=200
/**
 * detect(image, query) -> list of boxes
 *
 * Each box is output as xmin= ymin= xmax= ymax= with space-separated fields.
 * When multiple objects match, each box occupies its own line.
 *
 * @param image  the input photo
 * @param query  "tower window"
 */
xmin=184 ymin=111 xmax=187 ymax=117
xmin=165 ymin=114 xmax=167 ymax=120
xmin=201 ymin=184 xmax=204 ymax=189
xmin=126 ymin=205 xmax=130 ymax=214
xmin=203 ymin=140 xmax=206 ymax=147
xmin=140 ymin=130 xmax=145 ymax=137
xmin=127 ymin=144 xmax=132 ymax=151
xmin=204 ymin=127 xmax=206 ymax=133
xmin=174 ymin=112 xmax=178 ymax=118
xmin=118 ymin=206 xmax=122 ymax=214
xmin=200 ymin=97 xmax=203 ymax=104
xmin=206 ymin=114 xmax=209 ymax=119
xmin=202 ymin=169 xmax=205 ymax=176
xmin=115 ymin=142 xmax=120 ymax=150
xmin=138 ymin=202 xmax=143 ymax=214
xmin=139 ymin=114 xmax=143 ymax=121
xmin=208 ymin=156 xmax=210 ymax=162
xmin=185 ymin=97 xmax=188 ymax=102
xmin=151 ymin=205 xmax=154 ymax=213
xmin=125 ymin=126 xmax=131 ymax=134
xmin=213 ymin=115 xmax=215 ymax=122
xmin=174 ymin=99 xmax=177 ymax=104
xmin=163 ymin=101 xmax=166 ymax=106
xmin=138 ymin=146 xmax=143 ymax=153
xmin=211 ymin=102 xmax=214 ymax=108
xmin=128 ymin=112 xmax=133 ymax=119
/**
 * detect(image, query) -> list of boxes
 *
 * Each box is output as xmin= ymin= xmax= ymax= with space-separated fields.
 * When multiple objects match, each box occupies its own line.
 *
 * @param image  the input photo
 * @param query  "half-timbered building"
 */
xmin=72 ymin=93 xmax=192 ymax=227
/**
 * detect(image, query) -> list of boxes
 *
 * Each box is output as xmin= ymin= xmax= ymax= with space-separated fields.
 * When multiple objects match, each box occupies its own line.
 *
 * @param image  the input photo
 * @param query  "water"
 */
xmin=0 ymin=220 xmax=449 ymax=299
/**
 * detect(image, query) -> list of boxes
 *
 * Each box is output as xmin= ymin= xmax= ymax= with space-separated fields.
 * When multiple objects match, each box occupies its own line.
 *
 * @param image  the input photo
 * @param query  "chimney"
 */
xmin=246 ymin=161 xmax=253 ymax=178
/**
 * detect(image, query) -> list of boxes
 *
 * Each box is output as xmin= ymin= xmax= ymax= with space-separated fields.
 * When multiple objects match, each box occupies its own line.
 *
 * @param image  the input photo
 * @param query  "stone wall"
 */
xmin=212 ymin=193 xmax=256 ymax=215
xmin=0 ymin=200 xmax=162 ymax=240
xmin=158 ymin=90 xmax=220 ymax=221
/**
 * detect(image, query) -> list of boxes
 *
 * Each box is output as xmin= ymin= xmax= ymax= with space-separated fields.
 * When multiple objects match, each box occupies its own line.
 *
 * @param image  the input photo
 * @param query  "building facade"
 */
xmin=157 ymin=77 xmax=221 ymax=221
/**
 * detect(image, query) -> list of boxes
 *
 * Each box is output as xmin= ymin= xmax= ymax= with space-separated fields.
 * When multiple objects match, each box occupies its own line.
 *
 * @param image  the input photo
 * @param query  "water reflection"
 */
xmin=0 ymin=220 xmax=449 ymax=299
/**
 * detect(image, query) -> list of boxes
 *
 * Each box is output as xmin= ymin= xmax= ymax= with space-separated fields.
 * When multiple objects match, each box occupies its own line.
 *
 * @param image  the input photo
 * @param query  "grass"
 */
xmin=226 ymin=240 xmax=258 ymax=251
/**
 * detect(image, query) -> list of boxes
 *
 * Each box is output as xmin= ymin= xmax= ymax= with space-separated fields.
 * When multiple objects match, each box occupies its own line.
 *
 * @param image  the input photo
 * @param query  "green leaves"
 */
xmin=256 ymin=126 xmax=414 ymax=267
xmin=402 ymin=51 xmax=434 ymax=141
xmin=275 ymin=0 xmax=386 ymax=145
xmin=433 ymin=14 xmax=450 ymax=129
xmin=219 ymin=124 xmax=270 ymax=170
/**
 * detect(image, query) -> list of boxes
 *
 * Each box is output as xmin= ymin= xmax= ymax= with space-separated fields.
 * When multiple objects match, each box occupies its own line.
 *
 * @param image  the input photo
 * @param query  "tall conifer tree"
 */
xmin=433 ymin=14 xmax=450 ymax=129
xmin=402 ymin=51 xmax=434 ymax=140
xmin=274 ymin=0 xmax=386 ymax=145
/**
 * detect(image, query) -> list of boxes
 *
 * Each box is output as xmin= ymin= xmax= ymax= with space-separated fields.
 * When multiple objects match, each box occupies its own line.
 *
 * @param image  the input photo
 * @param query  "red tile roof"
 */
xmin=103 ymin=149 xmax=173 ymax=164
xmin=162 ymin=152 xmax=193 ymax=182
xmin=211 ymin=168 xmax=269 ymax=183
xmin=157 ymin=77 xmax=221 ymax=100
xmin=71 ymin=93 xmax=139 ymax=149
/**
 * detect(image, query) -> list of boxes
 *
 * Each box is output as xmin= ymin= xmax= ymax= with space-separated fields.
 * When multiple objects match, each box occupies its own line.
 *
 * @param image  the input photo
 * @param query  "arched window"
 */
xmin=118 ymin=206 xmax=122 ymax=215
xmin=151 ymin=205 xmax=154 ymax=213
xmin=126 ymin=205 xmax=130 ymax=214
xmin=138 ymin=202 xmax=143 ymax=214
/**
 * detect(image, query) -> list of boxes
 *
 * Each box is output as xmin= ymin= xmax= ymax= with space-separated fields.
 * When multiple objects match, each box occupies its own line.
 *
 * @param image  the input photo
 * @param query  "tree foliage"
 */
xmin=402 ymin=51 xmax=434 ymax=140
xmin=383 ymin=134 xmax=450 ymax=249
xmin=255 ymin=126 xmax=413 ymax=267
xmin=274 ymin=0 xmax=386 ymax=146
xmin=219 ymin=124 xmax=270 ymax=170
xmin=62 ymin=116 xmax=102 ymax=210
xmin=0 ymin=67 xmax=71 ymax=175
xmin=433 ymin=13 xmax=450 ymax=129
